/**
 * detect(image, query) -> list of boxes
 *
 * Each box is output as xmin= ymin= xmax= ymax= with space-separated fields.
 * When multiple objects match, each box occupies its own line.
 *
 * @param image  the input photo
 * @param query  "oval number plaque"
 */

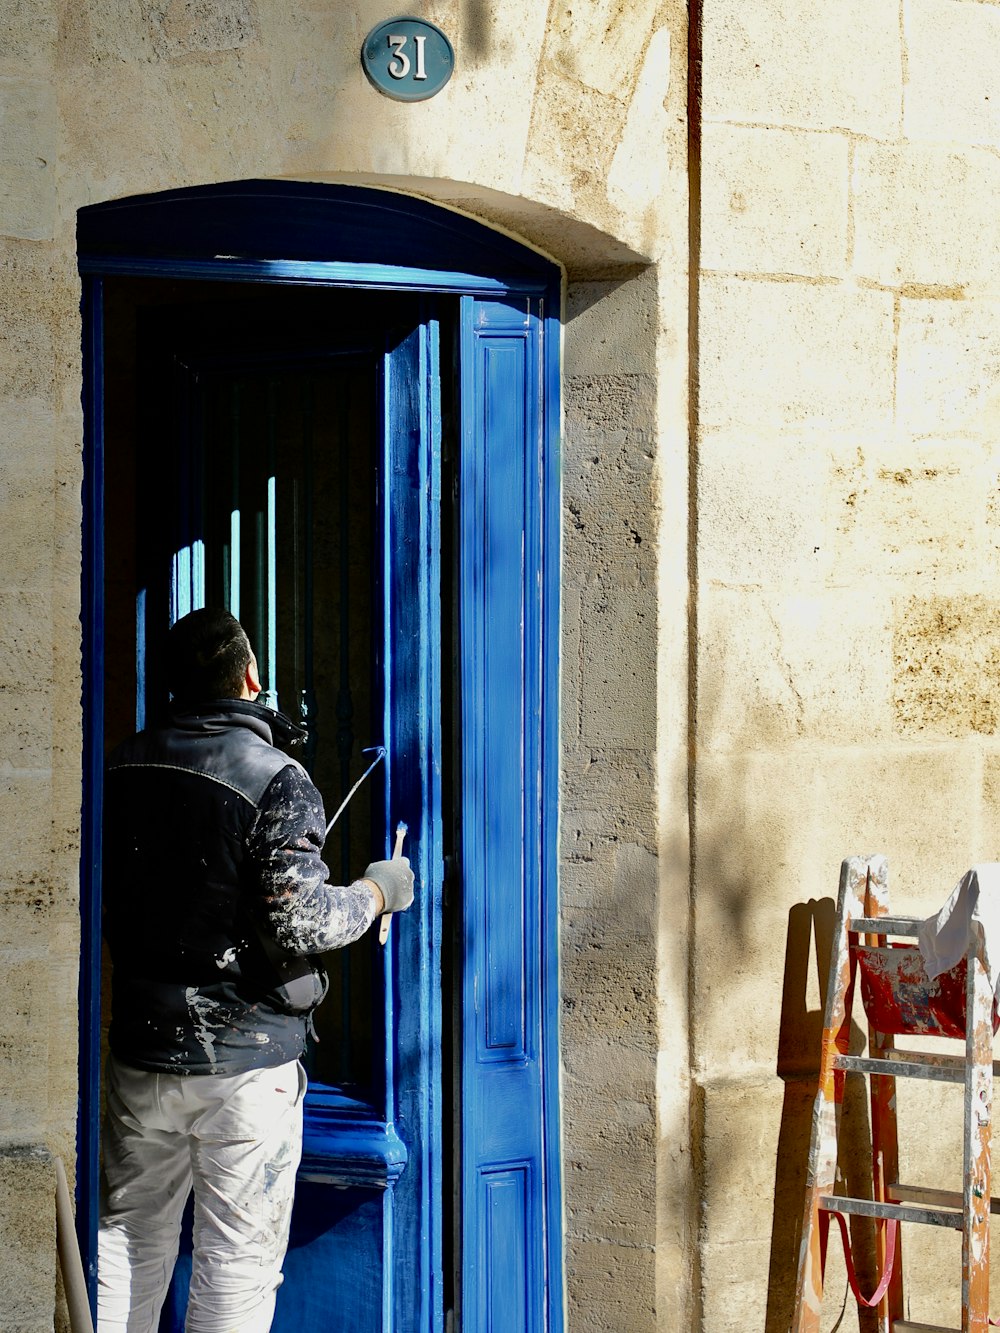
xmin=362 ymin=17 xmax=455 ymax=102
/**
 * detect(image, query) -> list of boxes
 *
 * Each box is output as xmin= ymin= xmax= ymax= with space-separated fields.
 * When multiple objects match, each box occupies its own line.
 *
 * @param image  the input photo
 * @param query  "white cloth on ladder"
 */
xmin=917 ymin=863 xmax=1000 ymax=998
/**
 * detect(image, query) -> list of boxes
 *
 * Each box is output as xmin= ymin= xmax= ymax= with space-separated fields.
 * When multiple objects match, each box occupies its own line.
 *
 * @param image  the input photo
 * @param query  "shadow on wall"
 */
xmin=461 ymin=0 xmax=492 ymax=59
xmin=764 ymin=899 xmax=881 ymax=1333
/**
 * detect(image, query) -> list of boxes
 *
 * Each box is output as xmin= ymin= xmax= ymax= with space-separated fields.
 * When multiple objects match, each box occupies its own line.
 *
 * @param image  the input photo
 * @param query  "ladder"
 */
xmin=791 ymin=855 xmax=998 ymax=1332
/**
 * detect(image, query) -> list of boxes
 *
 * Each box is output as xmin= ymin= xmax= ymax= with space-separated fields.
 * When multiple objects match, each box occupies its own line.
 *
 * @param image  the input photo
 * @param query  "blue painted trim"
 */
xmin=78 ymin=253 xmax=548 ymax=297
xmin=77 ymin=181 xmax=556 ymax=283
xmin=539 ymin=293 xmax=565 ymax=1333
xmin=299 ymin=1089 xmax=408 ymax=1190
xmin=78 ymin=274 xmax=104 ymax=1318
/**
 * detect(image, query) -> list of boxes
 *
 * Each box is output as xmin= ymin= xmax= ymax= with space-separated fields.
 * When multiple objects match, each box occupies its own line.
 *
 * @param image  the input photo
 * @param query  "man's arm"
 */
xmin=246 ymin=763 xmax=381 ymax=955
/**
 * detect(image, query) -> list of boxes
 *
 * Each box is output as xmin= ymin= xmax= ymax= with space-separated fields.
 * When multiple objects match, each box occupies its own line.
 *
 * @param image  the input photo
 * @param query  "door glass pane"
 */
xmin=196 ymin=360 xmax=378 ymax=1093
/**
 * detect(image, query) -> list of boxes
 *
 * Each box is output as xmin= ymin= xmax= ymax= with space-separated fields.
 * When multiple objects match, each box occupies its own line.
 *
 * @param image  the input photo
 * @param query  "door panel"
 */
xmin=459 ymin=295 xmax=551 ymax=1333
xmin=381 ymin=316 xmax=446 ymax=1333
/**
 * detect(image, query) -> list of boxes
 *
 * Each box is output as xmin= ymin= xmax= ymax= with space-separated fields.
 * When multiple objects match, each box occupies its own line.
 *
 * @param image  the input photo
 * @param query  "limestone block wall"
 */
xmin=0 ymin=1 xmax=691 ymax=1329
xmin=695 ymin=1 xmax=1000 ymax=1327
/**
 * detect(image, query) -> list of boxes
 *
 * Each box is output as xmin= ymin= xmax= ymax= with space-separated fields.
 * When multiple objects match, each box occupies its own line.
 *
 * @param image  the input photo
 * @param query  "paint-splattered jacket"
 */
xmin=103 ymin=700 xmax=378 ymax=1075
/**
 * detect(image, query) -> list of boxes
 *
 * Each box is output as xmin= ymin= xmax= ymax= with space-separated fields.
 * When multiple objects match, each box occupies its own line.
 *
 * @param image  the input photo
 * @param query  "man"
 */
xmin=98 ymin=607 xmax=414 ymax=1333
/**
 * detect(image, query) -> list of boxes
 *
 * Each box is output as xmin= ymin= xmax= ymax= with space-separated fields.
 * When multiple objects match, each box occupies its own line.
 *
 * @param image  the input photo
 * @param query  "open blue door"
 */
xmin=458 ymin=294 xmax=562 ymax=1333
xmin=278 ymin=305 xmax=444 ymax=1333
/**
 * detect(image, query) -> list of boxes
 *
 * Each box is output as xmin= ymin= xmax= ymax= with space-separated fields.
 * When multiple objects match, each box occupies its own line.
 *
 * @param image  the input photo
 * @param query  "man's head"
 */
xmin=167 ymin=608 xmax=261 ymax=704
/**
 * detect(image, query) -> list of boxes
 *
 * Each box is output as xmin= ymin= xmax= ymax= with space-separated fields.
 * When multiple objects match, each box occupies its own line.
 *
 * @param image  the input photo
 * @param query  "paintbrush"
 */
xmin=379 ymin=821 xmax=407 ymax=945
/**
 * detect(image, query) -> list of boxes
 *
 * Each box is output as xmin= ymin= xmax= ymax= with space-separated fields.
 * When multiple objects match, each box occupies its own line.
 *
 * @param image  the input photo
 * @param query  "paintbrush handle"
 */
xmin=379 ymin=822 xmax=407 ymax=945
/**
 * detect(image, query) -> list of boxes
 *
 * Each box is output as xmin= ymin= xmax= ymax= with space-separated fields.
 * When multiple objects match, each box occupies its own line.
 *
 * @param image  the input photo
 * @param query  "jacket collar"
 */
xmin=166 ymin=699 xmax=308 ymax=753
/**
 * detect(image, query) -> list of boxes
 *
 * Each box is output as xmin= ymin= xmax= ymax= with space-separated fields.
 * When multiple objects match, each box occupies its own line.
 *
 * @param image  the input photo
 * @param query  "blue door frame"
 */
xmin=78 ymin=181 xmax=563 ymax=1333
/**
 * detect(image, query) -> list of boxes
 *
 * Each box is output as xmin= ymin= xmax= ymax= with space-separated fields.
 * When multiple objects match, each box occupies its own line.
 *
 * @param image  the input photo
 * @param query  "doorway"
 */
xmin=79 ymin=181 xmax=564 ymax=1333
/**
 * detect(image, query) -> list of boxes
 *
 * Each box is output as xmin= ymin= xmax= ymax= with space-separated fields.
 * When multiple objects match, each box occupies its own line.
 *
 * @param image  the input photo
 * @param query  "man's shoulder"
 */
xmin=107 ymin=717 xmax=311 ymax=809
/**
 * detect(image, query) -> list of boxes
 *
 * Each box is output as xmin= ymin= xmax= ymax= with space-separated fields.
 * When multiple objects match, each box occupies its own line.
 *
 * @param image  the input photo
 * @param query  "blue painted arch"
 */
xmin=78 ymin=179 xmax=560 ymax=288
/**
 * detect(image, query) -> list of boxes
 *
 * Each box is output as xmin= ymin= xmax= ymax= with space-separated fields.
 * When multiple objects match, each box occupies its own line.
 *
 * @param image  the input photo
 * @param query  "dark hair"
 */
xmin=167 ymin=608 xmax=252 ymax=703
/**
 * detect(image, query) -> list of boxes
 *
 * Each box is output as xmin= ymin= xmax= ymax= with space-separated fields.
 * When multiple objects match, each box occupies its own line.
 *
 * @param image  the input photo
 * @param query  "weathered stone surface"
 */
xmin=0 ymin=241 xmax=78 ymax=402
xmin=0 ymin=688 xmax=53 ymax=773
xmin=829 ymin=437 xmax=992 ymax=582
xmin=700 ymin=277 xmax=895 ymax=431
xmin=905 ymin=0 xmax=1000 ymax=148
xmin=698 ymin=1078 xmax=782 ymax=1330
xmin=521 ymin=67 xmax=630 ymax=219
xmin=0 ymin=772 xmax=58 ymax=905
xmin=853 ymin=140 xmax=1000 ymax=291
xmin=0 ymin=399 xmax=56 ymax=590
xmin=0 ymin=591 xmax=53 ymax=692
xmin=0 ymin=0 xmax=58 ymax=74
xmin=894 ymin=595 xmax=1000 ymax=739
xmin=701 ymin=125 xmax=849 ymax=278
xmin=702 ymin=0 xmax=902 ymax=136
xmin=0 ymin=78 xmax=56 ymax=241
xmin=607 ymin=26 xmax=673 ymax=218
xmin=143 ymin=0 xmax=259 ymax=59
xmin=693 ymin=751 xmax=823 ymax=1075
xmin=565 ymin=1235 xmax=656 ymax=1333
xmin=578 ymin=585 xmax=657 ymax=746
xmin=897 ymin=295 xmax=1000 ymax=437
xmin=812 ymin=750 xmax=980 ymax=913
xmin=562 ymin=907 xmax=658 ymax=1049
xmin=563 ymin=1046 xmax=657 ymax=1246
xmin=0 ymin=1146 xmax=55 ymax=1331
xmin=697 ymin=428 xmax=829 ymax=586
xmin=697 ymin=586 xmax=894 ymax=751
xmin=564 ymin=279 xmax=659 ymax=377
xmin=551 ymin=0 xmax=660 ymax=98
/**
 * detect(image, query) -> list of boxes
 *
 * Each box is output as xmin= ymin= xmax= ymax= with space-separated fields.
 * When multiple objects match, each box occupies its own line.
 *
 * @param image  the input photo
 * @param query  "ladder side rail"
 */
xmin=962 ymin=929 xmax=993 ymax=1332
xmin=792 ymin=855 xmax=875 ymax=1333
xmin=863 ymin=857 xmax=904 ymax=1329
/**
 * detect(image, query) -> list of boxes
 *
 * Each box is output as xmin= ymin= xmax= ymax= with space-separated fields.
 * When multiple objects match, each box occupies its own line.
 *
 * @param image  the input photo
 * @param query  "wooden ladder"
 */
xmin=791 ymin=855 xmax=997 ymax=1333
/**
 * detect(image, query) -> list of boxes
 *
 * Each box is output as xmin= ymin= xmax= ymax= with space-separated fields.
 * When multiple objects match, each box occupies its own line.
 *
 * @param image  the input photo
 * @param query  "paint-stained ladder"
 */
xmin=791 ymin=855 xmax=997 ymax=1333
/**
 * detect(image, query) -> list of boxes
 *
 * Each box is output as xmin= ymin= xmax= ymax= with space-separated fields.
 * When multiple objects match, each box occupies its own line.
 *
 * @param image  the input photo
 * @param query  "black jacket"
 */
xmin=103 ymin=700 xmax=377 ymax=1075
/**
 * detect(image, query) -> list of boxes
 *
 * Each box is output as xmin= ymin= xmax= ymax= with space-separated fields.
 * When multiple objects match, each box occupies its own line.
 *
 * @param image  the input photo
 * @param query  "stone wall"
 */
xmin=13 ymin=0 xmax=1000 ymax=1325
xmin=0 ymin=1 xmax=689 ymax=1329
xmin=695 ymin=0 xmax=1000 ymax=1327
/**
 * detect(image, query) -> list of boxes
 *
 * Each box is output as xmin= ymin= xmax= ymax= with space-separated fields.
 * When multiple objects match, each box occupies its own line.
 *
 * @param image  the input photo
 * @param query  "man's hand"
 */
xmin=362 ymin=857 xmax=415 ymax=914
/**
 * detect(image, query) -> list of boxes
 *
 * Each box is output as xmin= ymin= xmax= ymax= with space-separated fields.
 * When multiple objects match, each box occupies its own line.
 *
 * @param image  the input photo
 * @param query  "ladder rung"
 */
xmin=888 ymin=1182 xmax=1000 ymax=1214
xmin=834 ymin=1050 xmax=966 ymax=1082
xmin=852 ymin=915 xmax=922 ymax=936
xmin=820 ymin=1194 xmax=962 ymax=1229
xmin=893 ymin=1323 xmax=960 ymax=1333
xmin=834 ymin=1050 xmax=1000 ymax=1082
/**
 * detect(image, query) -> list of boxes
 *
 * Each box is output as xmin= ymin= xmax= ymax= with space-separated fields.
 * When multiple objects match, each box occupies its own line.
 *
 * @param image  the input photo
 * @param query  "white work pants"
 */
xmin=97 ymin=1054 xmax=306 ymax=1333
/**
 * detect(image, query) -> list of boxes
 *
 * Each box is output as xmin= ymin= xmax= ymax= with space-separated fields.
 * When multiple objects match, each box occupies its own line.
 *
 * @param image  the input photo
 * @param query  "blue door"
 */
xmin=458 ymin=295 xmax=562 ymax=1333
xmin=79 ymin=182 xmax=563 ymax=1333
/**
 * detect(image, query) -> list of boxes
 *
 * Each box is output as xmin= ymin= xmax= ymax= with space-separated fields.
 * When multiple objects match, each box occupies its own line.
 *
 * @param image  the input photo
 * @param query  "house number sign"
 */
xmin=362 ymin=18 xmax=455 ymax=102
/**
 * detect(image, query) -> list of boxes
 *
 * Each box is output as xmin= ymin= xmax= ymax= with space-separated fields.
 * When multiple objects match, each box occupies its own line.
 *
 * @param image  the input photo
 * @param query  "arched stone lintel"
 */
xmin=286 ymin=172 xmax=652 ymax=281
